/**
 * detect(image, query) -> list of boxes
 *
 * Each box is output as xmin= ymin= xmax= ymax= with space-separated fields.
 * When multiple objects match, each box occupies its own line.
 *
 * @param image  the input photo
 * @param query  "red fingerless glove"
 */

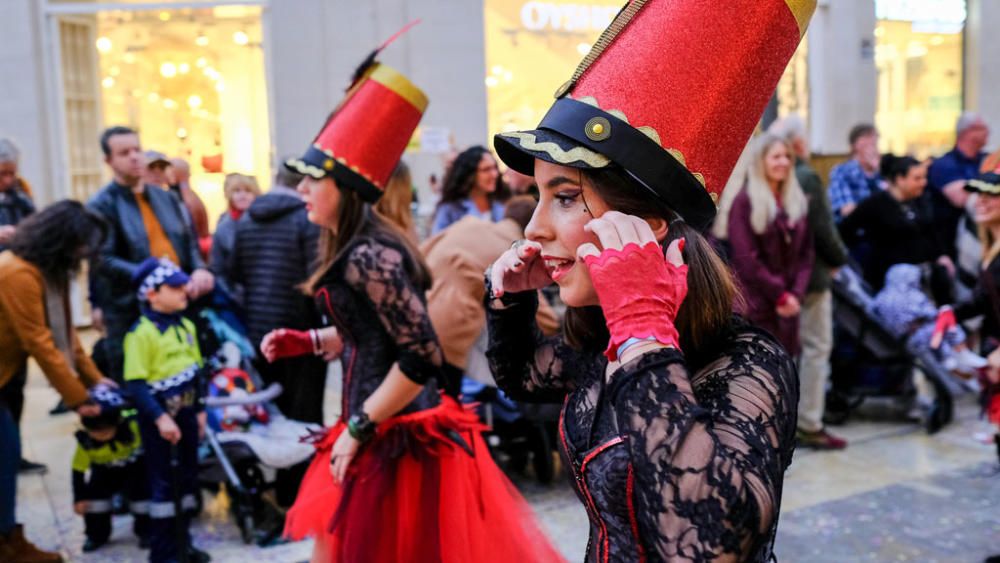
xmin=582 ymin=241 xmax=687 ymax=361
xmin=271 ymin=329 xmax=315 ymax=360
xmin=930 ymin=307 xmax=956 ymax=350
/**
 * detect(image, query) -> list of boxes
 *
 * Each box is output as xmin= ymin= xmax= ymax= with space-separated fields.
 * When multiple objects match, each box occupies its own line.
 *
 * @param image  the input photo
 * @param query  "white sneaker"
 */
xmin=942 ymin=356 xmax=958 ymax=371
xmin=954 ymin=349 xmax=988 ymax=371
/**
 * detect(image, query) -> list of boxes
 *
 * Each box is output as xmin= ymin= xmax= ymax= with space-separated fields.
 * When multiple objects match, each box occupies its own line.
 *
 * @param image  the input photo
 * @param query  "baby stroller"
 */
xmin=460 ymin=377 xmax=561 ymax=484
xmin=459 ymin=328 xmax=561 ymax=485
xmin=827 ymin=264 xmax=964 ymax=433
xmin=188 ymin=294 xmax=320 ymax=544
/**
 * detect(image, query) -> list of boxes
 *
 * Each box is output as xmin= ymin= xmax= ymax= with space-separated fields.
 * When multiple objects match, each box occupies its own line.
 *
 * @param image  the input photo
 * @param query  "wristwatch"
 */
xmin=346 ymin=412 xmax=377 ymax=443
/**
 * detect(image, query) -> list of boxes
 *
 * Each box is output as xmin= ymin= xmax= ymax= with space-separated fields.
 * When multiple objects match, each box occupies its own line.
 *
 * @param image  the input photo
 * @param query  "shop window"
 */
xmin=483 ymin=1 xmax=617 ymax=147
xmin=875 ymin=0 xmax=966 ymax=158
xmin=93 ymin=5 xmax=271 ymax=226
xmin=776 ymin=37 xmax=809 ymax=126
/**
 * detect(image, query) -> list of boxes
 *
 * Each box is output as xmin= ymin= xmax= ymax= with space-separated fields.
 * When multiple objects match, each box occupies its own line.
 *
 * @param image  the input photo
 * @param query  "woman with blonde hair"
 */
xmin=373 ymin=161 xmax=418 ymax=243
xmin=719 ymin=133 xmax=813 ymax=354
xmin=211 ymin=173 xmax=260 ymax=289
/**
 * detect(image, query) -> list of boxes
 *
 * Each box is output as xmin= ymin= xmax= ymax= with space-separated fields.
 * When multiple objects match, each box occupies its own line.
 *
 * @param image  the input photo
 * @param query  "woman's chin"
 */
xmin=558 ymin=283 xmax=599 ymax=309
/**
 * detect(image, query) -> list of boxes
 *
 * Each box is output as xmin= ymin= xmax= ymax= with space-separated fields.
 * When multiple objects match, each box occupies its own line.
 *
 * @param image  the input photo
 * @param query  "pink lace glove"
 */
xmin=582 ymin=240 xmax=688 ymax=361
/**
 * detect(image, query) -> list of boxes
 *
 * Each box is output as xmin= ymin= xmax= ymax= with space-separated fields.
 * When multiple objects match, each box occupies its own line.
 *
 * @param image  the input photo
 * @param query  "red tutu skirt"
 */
xmin=284 ymin=396 xmax=564 ymax=562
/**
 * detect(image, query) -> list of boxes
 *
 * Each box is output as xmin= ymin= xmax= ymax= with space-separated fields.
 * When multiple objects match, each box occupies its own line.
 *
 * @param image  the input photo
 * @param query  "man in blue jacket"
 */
xmin=87 ymin=126 xmax=215 ymax=383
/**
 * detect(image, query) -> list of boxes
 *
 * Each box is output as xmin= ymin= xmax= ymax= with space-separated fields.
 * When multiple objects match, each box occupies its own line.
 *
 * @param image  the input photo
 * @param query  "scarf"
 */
xmin=43 ymin=278 xmax=75 ymax=369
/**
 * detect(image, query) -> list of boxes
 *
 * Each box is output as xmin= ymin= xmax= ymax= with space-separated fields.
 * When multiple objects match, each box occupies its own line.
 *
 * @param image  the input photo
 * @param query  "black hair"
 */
xmin=848 ymin=123 xmax=877 ymax=147
xmin=437 ymin=146 xmax=507 ymax=207
xmin=879 ymin=153 xmax=921 ymax=183
xmin=8 ymin=200 xmax=107 ymax=286
xmin=275 ymin=159 xmax=305 ymax=189
xmin=99 ymin=126 xmax=138 ymax=157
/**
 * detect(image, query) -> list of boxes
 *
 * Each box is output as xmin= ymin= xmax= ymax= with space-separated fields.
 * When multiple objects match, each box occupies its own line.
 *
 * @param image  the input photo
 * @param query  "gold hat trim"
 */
xmin=285 ymin=158 xmax=327 ymax=180
xmin=573 ymin=95 xmax=705 ymax=188
xmin=499 ymin=131 xmax=611 ymax=168
xmin=969 ymin=178 xmax=1000 ymax=194
xmin=368 ymin=64 xmax=429 ymax=113
xmin=784 ymin=0 xmax=818 ymax=37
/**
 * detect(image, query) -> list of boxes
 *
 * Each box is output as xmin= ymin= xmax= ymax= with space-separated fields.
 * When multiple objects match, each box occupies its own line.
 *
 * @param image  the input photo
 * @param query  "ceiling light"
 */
xmin=160 ymin=62 xmax=177 ymax=78
xmin=178 ymin=62 xmax=190 ymax=74
xmin=196 ymin=34 xmax=209 ymax=47
xmin=101 ymin=76 xmax=115 ymax=89
xmin=96 ymin=37 xmax=112 ymax=53
xmin=187 ymin=95 xmax=203 ymax=109
xmin=233 ymin=31 xmax=249 ymax=46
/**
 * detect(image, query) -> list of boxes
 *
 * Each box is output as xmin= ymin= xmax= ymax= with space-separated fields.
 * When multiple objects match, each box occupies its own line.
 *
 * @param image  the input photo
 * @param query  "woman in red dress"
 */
xmin=260 ymin=39 xmax=562 ymax=563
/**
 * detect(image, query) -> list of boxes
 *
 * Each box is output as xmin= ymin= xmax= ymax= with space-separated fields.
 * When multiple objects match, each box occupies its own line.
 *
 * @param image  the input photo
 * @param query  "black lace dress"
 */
xmin=313 ymin=233 xmax=444 ymax=419
xmin=285 ymin=231 xmax=565 ymax=562
xmin=486 ymin=290 xmax=799 ymax=562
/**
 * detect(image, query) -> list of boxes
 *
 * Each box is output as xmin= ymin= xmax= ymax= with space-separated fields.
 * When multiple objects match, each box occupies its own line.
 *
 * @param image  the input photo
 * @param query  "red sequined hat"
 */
xmin=494 ymin=0 xmax=816 ymax=229
xmin=286 ymin=23 xmax=427 ymax=203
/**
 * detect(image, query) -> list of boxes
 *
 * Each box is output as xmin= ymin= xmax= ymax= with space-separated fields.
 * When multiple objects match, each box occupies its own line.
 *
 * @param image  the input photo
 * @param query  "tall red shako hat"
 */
xmin=286 ymin=21 xmax=427 ymax=203
xmin=494 ymin=0 xmax=816 ymax=230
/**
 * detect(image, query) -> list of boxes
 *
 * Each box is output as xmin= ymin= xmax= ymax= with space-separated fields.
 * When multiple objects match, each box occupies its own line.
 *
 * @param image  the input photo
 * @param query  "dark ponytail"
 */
xmin=879 ymin=153 xmax=920 ymax=183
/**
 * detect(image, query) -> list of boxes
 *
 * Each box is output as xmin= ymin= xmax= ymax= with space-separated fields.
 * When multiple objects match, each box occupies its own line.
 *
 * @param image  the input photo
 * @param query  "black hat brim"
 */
xmin=965 ymin=173 xmax=1000 ymax=195
xmin=492 ymin=97 xmax=717 ymax=230
xmin=284 ymin=146 xmax=384 ymax=203
xmin=494 ymin=128 xmax=608 ymax=178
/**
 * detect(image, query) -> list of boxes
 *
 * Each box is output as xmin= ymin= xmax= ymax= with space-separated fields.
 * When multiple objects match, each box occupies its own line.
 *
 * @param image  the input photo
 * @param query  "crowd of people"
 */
xmin=2 ymin=2 xmax=999 ymax=562
xmin=713 ymin=111 xmax=1000 ymax=449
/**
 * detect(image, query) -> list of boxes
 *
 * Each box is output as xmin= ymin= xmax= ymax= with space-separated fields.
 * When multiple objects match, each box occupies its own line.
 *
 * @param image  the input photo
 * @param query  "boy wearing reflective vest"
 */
xmin=71 ymin=384 xmax=150 ymax=552
xmin=123 ymin=258 xmax=209 ymax=563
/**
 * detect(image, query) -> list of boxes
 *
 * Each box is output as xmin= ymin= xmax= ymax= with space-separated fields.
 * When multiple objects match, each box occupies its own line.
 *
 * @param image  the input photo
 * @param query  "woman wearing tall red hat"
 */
xmin=260 ymin=32 xmax=562 ymax=563
xmin=487 ymin=1 xmax=816 ymax=561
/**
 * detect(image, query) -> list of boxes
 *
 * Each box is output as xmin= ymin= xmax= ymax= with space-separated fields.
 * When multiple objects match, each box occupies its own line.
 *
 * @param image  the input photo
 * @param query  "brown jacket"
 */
xmin=0 ymin=251 xmax=102 ymax=406
xmin=421 ymin=217 xmax=559 ymax=370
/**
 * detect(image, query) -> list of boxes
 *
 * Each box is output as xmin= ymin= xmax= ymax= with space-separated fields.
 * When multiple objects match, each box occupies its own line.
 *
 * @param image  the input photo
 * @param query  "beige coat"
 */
xmin=421 ymin=217 xmax=559 ymax=370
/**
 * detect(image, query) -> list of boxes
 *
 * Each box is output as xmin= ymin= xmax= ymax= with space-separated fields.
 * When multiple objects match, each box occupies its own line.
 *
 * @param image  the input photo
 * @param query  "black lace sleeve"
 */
xmin=344 ymin=240 xmax=443 ymax=385
xmin=485 ymin=289 xmax=595 ymax=403
xmin=607 ymin=329 xmax=798 ymax=561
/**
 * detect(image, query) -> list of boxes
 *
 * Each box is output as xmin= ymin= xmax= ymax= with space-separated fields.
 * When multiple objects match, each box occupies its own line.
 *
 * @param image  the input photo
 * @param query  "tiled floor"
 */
xmin=14 ymin=360 xmax=1000 ymax=562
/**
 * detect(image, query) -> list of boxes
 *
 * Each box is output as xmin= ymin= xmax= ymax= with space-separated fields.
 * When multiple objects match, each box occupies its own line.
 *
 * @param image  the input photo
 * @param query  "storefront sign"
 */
xmin=876 ymin=0 xmax=966 ymax=32
xmin=519 ymin=2 xmax=620 ymax=32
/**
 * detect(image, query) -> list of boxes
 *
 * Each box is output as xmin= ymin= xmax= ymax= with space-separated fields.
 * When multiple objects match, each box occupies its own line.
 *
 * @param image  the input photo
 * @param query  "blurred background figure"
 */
xmin=375 ymin=161 xmax=419 ymax=244
xmin=167 ymin=157 xmax=211 ymax=258
xmin=227 ymin=163 xmax=321 ymax=509
xmin=432 ymin=145 xmax=507 ymax=234
xmin=421 ymin=195 xmax=558 ymax=384
xmin=770 ymin=115 xmax=850 ymax=450
xmin=211 ymin=172 xmax=260 ymax=294
xmin=0 ymin=139 xmax=35 ymax=253
xmin=718 ymin=133 xmax=813 ymax=356
xmin=839 ymin=155 xmax=954 ymax=303
xmin=928 ymin=113 xmax=992 ymax=293
xmin=502 ymin=167 xmax=537 ymax=199
xmin=141 ymin=150 xmax=172 ymax=189
xmin=828 ymin=124 xmax=882 ymax=220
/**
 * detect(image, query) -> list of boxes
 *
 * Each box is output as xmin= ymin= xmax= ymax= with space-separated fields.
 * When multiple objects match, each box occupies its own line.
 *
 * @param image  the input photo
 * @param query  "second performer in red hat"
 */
xmin=488 ymin=0 xmax=815 ymax=560
xmin=263 ymin=25 xmax=563 ymax=562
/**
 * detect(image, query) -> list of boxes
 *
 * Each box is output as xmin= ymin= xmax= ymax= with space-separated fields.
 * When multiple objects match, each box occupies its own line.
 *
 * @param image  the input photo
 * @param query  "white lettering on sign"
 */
xmin=875 ymin=0 xmax=966 ymax=25
xmin=520 ymin=2 xmax=620 ymax=32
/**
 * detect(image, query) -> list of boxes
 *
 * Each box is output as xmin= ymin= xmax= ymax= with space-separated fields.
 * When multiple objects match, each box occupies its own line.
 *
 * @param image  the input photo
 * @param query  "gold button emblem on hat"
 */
xmin=584 ymin=117 xmax=611 ymax=141
xmin=323 ymin=158 xmax=335 ymax=170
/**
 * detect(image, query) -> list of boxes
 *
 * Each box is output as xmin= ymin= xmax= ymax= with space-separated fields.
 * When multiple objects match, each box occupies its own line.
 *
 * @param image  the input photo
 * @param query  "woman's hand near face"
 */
xmin=576 ymin=211 xmax=688 ymax=361
xmin=488 ymin=240 xmax=552 ymax=298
